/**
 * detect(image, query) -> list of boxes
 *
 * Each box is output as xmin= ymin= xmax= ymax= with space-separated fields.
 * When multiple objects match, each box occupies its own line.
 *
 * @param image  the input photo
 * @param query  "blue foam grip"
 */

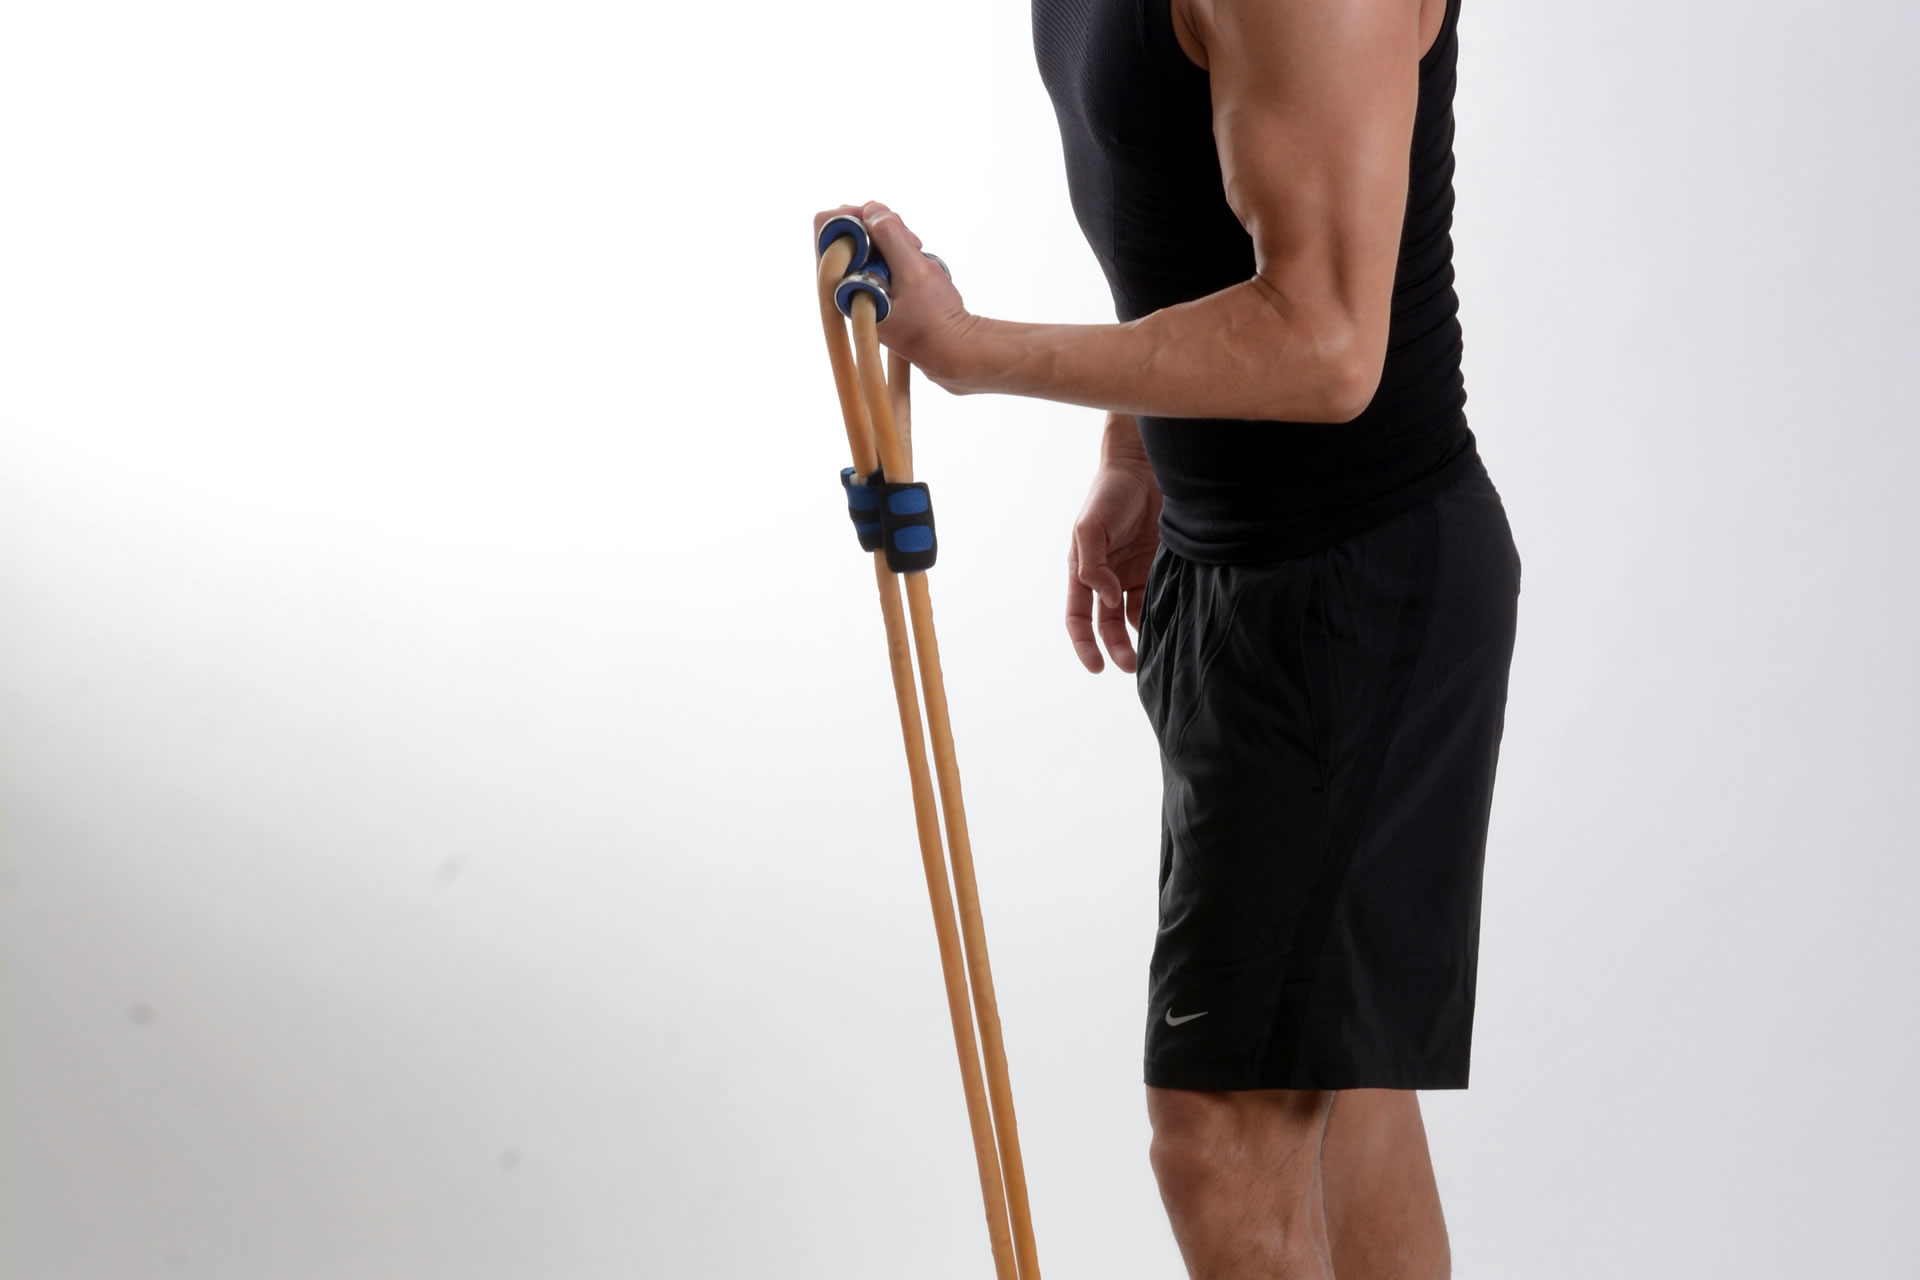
xmin=876 ymin=480 xmax=937 ymax=573
xmin=886 ymin=487 xmax=928 ymax=515
xmin=834 ymin=270 xmax=891 ymax=323
xmin=840 ymin=466 xmax=884 ymax=551
xmin=817 ymin=215 xmax=870 ymax=271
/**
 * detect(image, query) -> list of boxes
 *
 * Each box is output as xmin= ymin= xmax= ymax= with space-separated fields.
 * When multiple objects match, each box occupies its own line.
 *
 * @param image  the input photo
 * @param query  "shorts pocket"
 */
xmin=1135 ymin=545 xmax=1185 ymax=723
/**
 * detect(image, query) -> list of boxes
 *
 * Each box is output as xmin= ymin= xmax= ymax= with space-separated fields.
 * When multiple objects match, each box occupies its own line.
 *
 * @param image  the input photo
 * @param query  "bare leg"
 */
xmin=1319 ymin=1089 xmax=1451 ymax=1279
xmin=1146 ymin=1086 xmax=1336 ymax=1279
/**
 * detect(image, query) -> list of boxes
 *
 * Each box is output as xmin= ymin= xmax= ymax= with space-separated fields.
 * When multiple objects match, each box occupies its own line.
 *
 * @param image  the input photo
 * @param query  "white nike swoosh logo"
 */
xmin=1165 ymin=1009 xmax=1209 ymax=1027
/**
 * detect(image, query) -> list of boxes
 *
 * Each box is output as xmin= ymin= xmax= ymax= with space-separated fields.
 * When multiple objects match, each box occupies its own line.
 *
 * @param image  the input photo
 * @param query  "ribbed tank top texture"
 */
xmin=1033 ymin=0 xmax=1477 ymax=564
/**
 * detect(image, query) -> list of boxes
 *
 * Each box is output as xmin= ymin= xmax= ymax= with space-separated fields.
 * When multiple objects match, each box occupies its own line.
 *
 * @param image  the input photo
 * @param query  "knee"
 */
xmin=1146 ymin=1087 xmax=1330 ymax=1205
xmin=1148 ymin=1117 xmax=1214 ymax=1204
xmin=1148 ymin=1091 xmax=1226 ymax=1198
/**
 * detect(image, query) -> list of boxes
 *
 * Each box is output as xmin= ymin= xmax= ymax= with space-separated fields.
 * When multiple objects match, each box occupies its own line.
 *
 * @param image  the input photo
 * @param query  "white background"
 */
xmin=3 ymin=1 xmax=1916 ymax=1276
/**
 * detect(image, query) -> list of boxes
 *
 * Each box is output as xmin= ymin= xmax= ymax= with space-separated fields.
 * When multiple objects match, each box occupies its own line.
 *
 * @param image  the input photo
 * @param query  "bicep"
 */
xmin=1195 ymin=0 xmax=1423 ymax=373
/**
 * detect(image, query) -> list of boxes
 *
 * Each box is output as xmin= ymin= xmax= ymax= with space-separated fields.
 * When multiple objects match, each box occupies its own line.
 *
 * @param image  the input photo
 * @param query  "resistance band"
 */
xmin=815 ymin=214 xmax=1041 ymax=1280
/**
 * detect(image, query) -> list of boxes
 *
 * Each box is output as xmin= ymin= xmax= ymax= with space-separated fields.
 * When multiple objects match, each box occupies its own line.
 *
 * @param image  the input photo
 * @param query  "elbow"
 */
xmin=1241 ymin=264 xmax=1386 ymax=422
xmin=1314 ymin=326 xmax=1385 ymax=424
xmin=1321 ymin=354 xmax=1381 ymax=424
xmin=1251 ymin=306 xmax=1382 ymax=424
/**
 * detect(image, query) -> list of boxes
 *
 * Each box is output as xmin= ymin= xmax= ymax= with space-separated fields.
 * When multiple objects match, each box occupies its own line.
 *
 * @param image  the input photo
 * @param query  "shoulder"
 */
xmin=1175 ymin=0 xmax=1435 ymax=75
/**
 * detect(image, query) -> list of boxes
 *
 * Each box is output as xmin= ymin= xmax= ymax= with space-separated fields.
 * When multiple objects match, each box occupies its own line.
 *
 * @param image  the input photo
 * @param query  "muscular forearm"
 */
xmin=820 ymin=201 xmax=1387 ymax=426
xmin=941 ymin=276 xmax=1373 ymax=425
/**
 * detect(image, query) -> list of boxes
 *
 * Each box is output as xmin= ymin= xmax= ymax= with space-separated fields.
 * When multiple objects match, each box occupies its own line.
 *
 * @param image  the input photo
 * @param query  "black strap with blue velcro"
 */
xmin=839 ymin=466 xmax=938 ymax=573
xmin=840 ymin=466 xmax=885 ymax=551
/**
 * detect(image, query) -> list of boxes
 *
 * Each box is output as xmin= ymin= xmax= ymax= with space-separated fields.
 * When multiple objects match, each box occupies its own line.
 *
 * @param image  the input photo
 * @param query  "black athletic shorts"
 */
xmin=1134 ymin=452 xmax=1521 ymax=1091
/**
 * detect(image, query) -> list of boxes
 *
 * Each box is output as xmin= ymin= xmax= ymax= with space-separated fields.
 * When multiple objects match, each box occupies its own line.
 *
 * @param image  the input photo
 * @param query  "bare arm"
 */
xmin=829 ymin=0 xmax=1425 ymax=425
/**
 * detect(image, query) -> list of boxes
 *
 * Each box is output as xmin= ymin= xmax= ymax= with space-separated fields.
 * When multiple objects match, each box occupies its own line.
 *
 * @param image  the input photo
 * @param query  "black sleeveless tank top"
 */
xmin=1033 ymin=0 xmax=1476 ymax=564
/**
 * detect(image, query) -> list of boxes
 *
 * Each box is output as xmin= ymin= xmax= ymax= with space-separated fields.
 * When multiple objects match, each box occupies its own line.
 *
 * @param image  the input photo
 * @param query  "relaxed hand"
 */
xmin=1067 ymin=458 xmax=1163 ymax=674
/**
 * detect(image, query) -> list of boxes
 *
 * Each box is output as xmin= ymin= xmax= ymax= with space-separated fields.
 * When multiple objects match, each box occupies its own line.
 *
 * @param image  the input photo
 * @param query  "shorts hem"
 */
xmin=1144 ymin=1056 xmax=1470 ymax=1092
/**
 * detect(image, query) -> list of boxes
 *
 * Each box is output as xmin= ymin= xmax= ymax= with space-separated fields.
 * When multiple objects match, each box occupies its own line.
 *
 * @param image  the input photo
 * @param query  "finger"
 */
xmin=1098 ymin=588 xmax=1137 ymax=674
xmin=1065 ymin=543 xmax=1103 ymax=674
xmin=1073 ymin=523 xmax=1126 ymax=613
xmin=1127 ymin=583 xmax=1143 ymax=632
xmin=861 ymin=200 xmax=926 ymax=257
xmin=812 ymin=203 xmax=864 ymax=242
